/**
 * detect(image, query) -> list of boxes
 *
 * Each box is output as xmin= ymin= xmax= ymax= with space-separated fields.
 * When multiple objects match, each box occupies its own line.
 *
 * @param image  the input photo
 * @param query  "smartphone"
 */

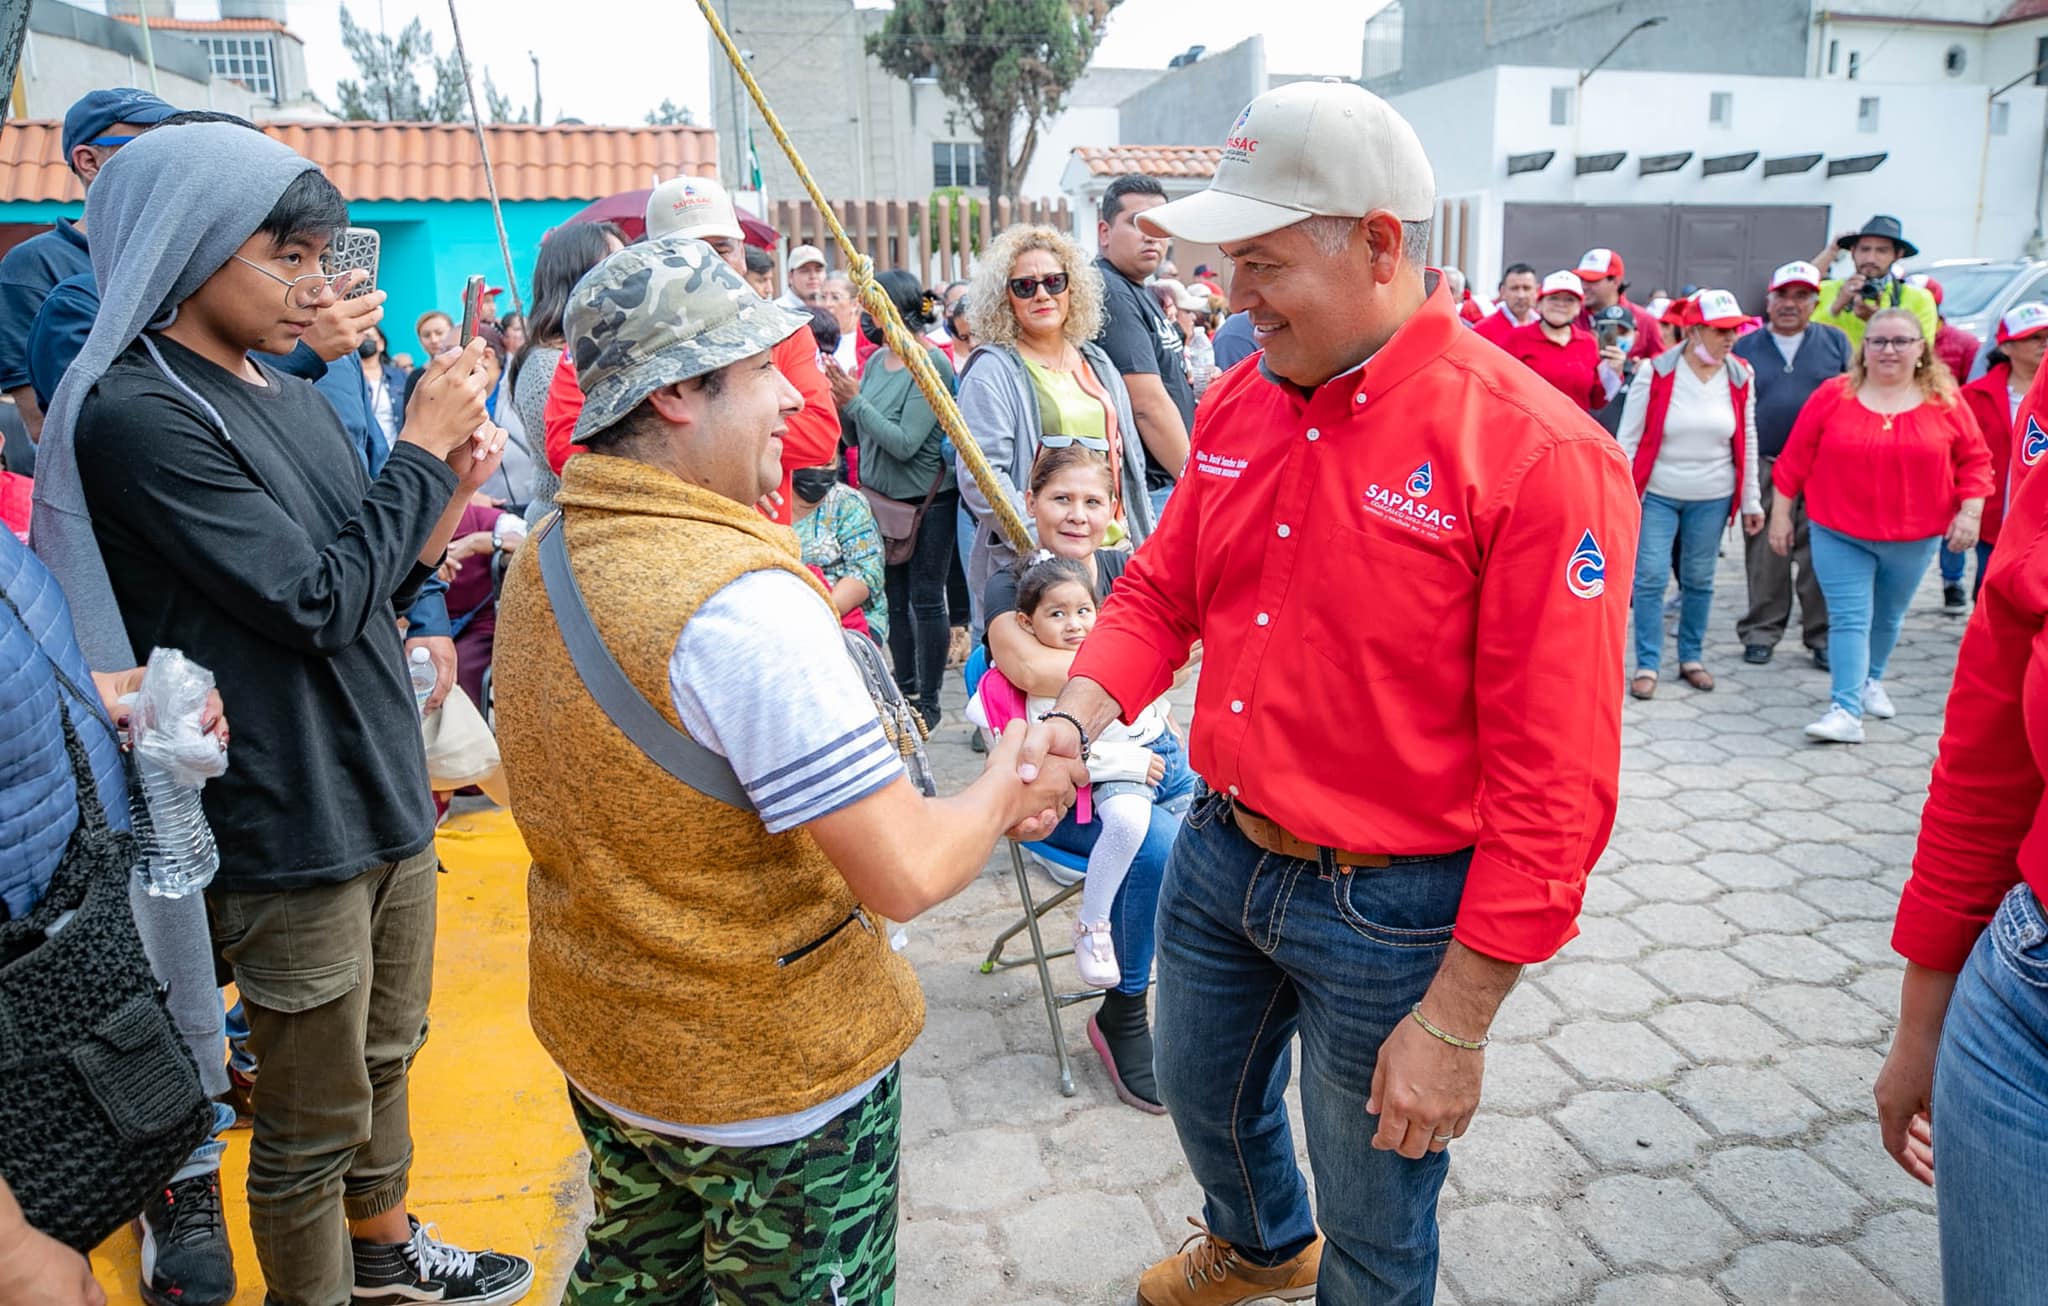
xmin=1595 ymin=321 xmax=1622 ymax=349
xmin=327 ymin=227 xmax=380 ymax=300
xmin=459 ymin=275 xmax=487 ymax=346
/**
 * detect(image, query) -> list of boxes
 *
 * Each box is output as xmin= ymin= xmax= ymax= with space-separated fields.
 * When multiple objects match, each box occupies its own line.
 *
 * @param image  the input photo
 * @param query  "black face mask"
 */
xmin=860 ymin=313 xmax=887 ymax=348
xmin=357 ymin=338 xmax=380 ymax=360
xmin=791 ymin=467 xmax=837 ymax=504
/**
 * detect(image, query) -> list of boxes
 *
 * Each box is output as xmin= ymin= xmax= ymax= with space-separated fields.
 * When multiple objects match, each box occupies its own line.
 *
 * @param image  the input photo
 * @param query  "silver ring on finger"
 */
xmin=1432 ymin=1132 xmax=1455 ymax=1143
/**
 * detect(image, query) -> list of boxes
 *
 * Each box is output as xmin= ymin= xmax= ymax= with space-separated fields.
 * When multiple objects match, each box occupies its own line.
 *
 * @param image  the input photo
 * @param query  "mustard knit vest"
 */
xmin=494 ymin=455 xmax=924 ymax=1123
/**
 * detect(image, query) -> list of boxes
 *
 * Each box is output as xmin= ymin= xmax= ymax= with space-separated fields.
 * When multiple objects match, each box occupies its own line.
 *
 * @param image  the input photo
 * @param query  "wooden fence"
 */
xmin=762 ymin=196 xmax=1071 ymax=284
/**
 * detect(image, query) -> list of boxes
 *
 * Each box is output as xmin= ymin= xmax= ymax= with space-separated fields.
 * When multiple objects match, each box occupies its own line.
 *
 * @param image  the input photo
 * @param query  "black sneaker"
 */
xmin=139 ymin=1172 xmax=236 ymax=1306
xmin=353 ymin=1217 xmax=534 ymax=1305
xmin=1742 ymin=644 xmax=1773 ymax=665
xmin=1944 ymin=583 xmax=1968 ymax=616
xmin=1811 ymin=646 xmax=1831 ymax=671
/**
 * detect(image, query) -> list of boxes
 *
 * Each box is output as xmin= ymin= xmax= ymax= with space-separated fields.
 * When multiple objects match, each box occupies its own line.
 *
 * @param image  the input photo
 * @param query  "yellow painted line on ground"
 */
xmin=94 ymin=809 xmax=588 ymax=1303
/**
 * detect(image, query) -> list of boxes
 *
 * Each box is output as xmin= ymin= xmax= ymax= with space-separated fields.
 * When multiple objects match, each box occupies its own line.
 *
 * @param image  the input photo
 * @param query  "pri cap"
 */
xmin=1688 ymin=288 xmax=1746 ymax=329
xmin=62 ymin=87 xmax=178 ymax=159
xmin=645 ymin=175 xmax=745 ymax=242
xmin=1539 ymin=270 xmax=1586 ymax=301
xmin=1769 ymin=261 xmax=1823 ymax=293
xmin=565 ymin=236 xmax=808 ymax=444
xmin=787 ymin=244 xmax=827 ymax=272
xmin=1998 ymin=302 xmax=2048 ymax=343
xmin=1136 ymin=79 xmax=1435 ymax=245
xmin=1575 ymin=248 xmax=1624 ymax=282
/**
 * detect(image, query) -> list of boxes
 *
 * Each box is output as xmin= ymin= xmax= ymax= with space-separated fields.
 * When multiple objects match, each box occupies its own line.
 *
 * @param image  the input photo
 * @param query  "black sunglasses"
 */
xmin=1008 ymin=273 xmax=1070 ymax=300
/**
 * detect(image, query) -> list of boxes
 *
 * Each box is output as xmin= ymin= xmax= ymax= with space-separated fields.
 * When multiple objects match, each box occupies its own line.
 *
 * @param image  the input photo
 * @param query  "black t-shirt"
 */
xmin=1093 ymin=256 xmax=1193 ymax=492
xmin=981 ymin=548 xmax=1130 ymax=648
xmin=74 ymin=335 xmax=457 ymax=893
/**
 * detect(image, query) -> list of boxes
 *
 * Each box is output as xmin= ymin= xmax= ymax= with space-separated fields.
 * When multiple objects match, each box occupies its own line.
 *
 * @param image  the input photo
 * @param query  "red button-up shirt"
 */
xmin=1071 ymin=286 xmax=1642 ymax=964
xmin=1505 ymin=321 xmax=1609 ymax=413
xmin=1897 ymin=446 xmax=2048 ymax=971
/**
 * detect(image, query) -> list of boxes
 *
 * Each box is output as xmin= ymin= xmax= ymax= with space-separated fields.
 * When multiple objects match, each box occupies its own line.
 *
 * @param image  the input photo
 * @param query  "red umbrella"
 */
xmin=566 ymin=188 xmax=780 ymax=248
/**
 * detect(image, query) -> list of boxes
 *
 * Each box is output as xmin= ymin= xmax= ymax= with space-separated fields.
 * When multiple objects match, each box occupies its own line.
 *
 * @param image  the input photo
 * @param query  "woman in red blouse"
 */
xmin=1505 ymin=270 xmax=1624 ymax=413
xmin=1769 ymin=307 xmax=1993 ymax=743
xmin=1874 ymin=393 xmax=2048 ymax=1302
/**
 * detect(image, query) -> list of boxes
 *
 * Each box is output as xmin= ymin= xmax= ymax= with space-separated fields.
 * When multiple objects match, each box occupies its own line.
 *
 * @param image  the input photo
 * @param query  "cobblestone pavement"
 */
xmin=899 ymin=553 xmax=1958 ymax=1306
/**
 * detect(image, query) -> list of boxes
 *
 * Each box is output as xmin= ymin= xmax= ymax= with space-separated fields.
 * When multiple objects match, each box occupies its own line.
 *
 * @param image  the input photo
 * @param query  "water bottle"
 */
xmin=409 ymin=646 xmax=436 ymax=717
xmin=137 ymin=756 xmax=220 ymax=898
xmin=1187 ymin=329 xmax=1216 ymax=395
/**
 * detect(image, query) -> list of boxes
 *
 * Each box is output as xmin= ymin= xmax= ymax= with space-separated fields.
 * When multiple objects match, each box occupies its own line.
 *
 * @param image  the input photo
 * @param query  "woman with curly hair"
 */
xmin=955 ymin=224 xmax=1156 ymax=630
xmin=1769 ymin=306 xmax=1993 ymax=742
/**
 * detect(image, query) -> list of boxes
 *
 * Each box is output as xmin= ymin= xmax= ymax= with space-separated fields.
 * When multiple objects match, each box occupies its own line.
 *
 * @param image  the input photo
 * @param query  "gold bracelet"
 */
xmin=1410 ymin=1004 xmax=1489 ymax=1051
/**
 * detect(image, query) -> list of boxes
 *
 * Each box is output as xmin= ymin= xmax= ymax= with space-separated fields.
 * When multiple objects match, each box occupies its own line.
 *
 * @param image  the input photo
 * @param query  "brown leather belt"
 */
xmin=1230 ymin=802 xmax=1391 ymax=869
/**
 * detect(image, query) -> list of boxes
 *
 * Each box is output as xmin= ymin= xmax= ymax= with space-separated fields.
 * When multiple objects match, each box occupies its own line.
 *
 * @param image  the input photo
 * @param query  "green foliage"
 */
xmin=334 ymin=3 xmax=526 ymax=123
xmin=926 ymin=188 xmax=984 ymax=255
xmin=646 ymin=98 xmax=698 ymax=127
xmin=868 ymin=0 xmax=1120 ymax=202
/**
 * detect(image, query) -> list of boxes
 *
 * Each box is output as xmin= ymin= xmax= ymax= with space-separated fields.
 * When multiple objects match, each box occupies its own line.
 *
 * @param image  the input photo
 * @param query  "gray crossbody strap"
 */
xmin=536 ymin=515 xmax=756 ymax=811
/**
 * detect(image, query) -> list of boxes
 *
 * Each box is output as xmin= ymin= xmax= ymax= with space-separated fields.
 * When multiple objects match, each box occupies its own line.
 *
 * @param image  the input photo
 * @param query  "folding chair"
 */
xmin=965 ymin=646 xmax=1103 ymax=1097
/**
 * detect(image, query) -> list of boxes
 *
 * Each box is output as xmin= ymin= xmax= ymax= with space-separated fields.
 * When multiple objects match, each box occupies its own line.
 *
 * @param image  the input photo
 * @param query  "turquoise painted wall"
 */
xmin=0 ymin=196 xmax=592 ymax=366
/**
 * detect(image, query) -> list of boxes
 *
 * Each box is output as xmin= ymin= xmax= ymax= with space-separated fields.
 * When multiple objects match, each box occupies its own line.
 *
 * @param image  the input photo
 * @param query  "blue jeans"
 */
xmin=1042 ymin=732 xmax=1195 ymax=996
xmin=1152 ymin=789 xmax=1471 ymax=1303
xmin=1939 ymin=540 xmax=1995 ymax=598
xmin=1632 ymin=493 xmax=1730 ymax=673
xmin=1148 ymin=481 xmax=1175 ymax=527
xmin=1932 ymin=883 xmax=2048 ymax=1303
xmin=1808 ymin=525 xmax=1939 ymax=715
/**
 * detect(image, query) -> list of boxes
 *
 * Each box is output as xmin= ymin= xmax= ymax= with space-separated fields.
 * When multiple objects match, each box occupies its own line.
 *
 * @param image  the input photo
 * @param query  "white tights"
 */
xmin=1078 ymin=791 xmax=1152 ymax=929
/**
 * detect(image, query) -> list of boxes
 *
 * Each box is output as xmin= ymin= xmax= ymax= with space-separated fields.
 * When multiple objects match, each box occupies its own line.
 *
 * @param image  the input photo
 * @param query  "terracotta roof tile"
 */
xmin=1072 ymin=145 xmax=1223 ymax=180
xmin=0 ymin=120 xmax=718 ymax=205
xmin=114 ymin=14 xmax=290 ymax=32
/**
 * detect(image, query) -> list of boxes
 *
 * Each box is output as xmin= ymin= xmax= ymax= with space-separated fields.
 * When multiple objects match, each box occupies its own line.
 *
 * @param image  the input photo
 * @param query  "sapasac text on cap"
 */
xmin=1539 ymin=270 xmax=1586 ymax=301
xmin=1135 ymin=78 xmax=1435 ymax=247
xmin=645 ymin=175 xmax=745 ymax=242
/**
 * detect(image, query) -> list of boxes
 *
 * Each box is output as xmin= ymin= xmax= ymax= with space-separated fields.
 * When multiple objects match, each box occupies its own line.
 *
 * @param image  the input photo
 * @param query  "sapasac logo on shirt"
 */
xmin=2023 ymin=415 xmax=2048 ymax=468
xmin=1363 ymin=461 xmax=1458 ymax=539
xmin=1567 ymin=529 xmax=1607 ymax=599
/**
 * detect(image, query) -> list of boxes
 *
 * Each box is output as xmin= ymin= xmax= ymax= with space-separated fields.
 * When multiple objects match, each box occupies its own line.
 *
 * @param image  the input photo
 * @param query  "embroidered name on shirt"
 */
xmin=1195 ymin=451 xmax=1249 ymax=480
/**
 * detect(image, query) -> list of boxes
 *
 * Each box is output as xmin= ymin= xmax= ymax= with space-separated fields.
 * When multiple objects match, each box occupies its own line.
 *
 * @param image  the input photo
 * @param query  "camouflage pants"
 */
xmin=564 ymin=1070 xmax=900 ymax=1305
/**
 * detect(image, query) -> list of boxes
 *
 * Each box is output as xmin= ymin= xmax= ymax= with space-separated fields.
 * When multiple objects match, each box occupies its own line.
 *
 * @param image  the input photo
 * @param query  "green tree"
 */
xmin=645 ymin=98 xmax=698 ymax=127
xmin=868 ymin=0 xmax=1120 ymax=204
xmin=334 ymin=3 xmax=528 ymax=123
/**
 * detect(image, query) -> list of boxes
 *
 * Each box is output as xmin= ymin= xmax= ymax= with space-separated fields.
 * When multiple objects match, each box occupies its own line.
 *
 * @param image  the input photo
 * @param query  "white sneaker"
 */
xmin=1073 ymin=919 xmax=1120 ymax=988
xmin=1862 ymin=680 xmax=1897 ymax=720
xmin=1804 ymin=705 xmax=1866 ymax=744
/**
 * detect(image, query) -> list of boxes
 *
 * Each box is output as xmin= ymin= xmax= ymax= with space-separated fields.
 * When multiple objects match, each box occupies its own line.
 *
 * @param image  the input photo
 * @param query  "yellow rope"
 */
xmin=694 ymin=0 xmax=1033 ymax=554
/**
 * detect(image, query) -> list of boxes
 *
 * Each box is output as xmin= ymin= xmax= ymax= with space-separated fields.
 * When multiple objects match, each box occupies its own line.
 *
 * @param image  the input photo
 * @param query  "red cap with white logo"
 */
xmin=1768 ymin=261 xmax=1822 ymax=292
xmin=1539 ymin=270 xmax=1586 ymax=301
xmin=1575 ymin=248 xmax=1624 ymax=282
xmin=1998 ymin=302 xmax=2048 ymax=343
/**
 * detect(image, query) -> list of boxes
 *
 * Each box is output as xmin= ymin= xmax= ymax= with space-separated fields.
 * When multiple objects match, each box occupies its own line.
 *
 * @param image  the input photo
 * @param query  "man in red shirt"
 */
xmin=1015 ymin=80 xmax=1640 ymax=1305
xmin=1575 ymin=247 xmax=1663 ymax=363
xmin=540 ymin=176 xmax=838 ymax=526
xmin=1470 ymin=262 xmax=1540 ymax=347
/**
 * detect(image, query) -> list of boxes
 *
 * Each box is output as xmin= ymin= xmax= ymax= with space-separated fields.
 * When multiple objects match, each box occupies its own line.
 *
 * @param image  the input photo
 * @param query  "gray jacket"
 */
xmin=954 ymin=340 xmax=1157 ymax=615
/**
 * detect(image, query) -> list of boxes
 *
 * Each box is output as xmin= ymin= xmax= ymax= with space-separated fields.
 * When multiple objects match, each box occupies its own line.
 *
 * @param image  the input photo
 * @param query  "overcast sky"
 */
xmin=127 ymin=0 xmax=1387 ymax=128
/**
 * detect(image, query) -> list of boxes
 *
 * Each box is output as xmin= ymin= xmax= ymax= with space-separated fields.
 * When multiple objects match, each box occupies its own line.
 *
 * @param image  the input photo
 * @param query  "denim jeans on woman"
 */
xmin=883 ymin=490 xmax=958 ymax=722
xmin=1042 ymin=729 xmax=1196 ymax=996
xmin=1931 ymin=883 xmax=2048 ymax=1303
xmin=1152 ymin=788 xmax=1472 ymax=1304
xmin=1632 ymin=492 xmax=1732 ymax=673
xmin=1808 ymin=524 xmax=1939 ymax=714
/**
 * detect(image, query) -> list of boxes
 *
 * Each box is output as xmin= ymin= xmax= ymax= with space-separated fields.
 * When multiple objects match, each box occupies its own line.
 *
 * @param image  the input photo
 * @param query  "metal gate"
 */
xmin=1502 ymin=203 xmax=1830 ymax=309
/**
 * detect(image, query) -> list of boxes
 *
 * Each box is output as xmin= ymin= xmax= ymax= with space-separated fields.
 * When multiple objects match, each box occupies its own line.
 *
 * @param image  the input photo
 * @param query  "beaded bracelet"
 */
xmin=1410 ymin=1003 xmax=1489 ymax=1051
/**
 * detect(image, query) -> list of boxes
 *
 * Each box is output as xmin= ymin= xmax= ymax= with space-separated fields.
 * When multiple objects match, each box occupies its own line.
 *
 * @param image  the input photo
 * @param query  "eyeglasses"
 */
xmin=1039 ymin=433 xmax=1109 ymax=452
xmin=1864 ymin=337 xmax=1921 ymax=353
xmin=1008 ymin=273 xmax=1069 ymax=300
xmin=232 ymin=255 xmax=348 ymax=309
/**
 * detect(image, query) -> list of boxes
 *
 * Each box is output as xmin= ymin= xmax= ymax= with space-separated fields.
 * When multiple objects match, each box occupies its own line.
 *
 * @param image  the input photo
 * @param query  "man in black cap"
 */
xmin=0 ymin=88 xmax=177 ymax=442
xmin=1812 ymin=215 xmax=1940 ymax=349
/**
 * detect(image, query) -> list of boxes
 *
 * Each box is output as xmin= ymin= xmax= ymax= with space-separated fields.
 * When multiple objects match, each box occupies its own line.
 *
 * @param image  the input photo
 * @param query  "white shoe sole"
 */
xmin=1804 ymin=725 xmax=1864 ymax=744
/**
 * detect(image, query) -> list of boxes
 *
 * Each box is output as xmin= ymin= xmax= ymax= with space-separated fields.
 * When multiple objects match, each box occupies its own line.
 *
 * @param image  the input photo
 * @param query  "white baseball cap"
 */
xmin=1136 ymin=79 xmax=1435 ymax=245
xmin=787 ymin=244 xmax=827 ymax=272
xmin=1539 ymin=270 xmax=1586 ymax=301
xmin=1769 ymin=261 xmax=1823 ymax=292
xmin=645 ymin=175 xmax=744 ymax=242
xmin=1689 ymin=288 xmax=1746 ymax=328
xmin=1998 ymin=302 xmax=2048 ymax=343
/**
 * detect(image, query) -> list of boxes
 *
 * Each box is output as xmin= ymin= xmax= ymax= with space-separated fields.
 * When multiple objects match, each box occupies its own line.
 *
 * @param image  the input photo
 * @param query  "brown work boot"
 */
xmin=1136 ymin=1218 xmax=1321 ymax=1305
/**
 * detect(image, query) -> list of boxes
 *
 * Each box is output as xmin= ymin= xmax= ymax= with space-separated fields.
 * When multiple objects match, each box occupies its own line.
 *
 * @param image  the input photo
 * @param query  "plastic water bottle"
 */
xmin=138 ymin=756 xmax=220 ymax=898
xmin=409 ymin=646 xmax=436 ymax=717
xmin=1187 ymin=328 xmax=1216 ymax=395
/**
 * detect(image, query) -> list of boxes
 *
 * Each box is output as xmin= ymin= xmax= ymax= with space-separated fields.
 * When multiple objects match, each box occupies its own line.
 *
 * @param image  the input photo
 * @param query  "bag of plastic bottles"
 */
xmin=130 ymin=648 xmax=228 ymax=898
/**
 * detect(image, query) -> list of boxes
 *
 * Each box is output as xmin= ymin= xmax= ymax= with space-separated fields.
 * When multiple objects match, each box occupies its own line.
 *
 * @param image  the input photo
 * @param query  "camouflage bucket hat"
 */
xmin=566 ymin=235 xmax=808 ymax=444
